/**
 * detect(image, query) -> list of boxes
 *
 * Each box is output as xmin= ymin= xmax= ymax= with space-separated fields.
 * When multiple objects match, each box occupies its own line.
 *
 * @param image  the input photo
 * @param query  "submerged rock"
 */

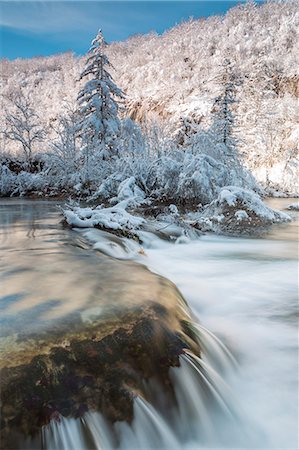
xmin=0 ymin=262 xmax=200 ymax=449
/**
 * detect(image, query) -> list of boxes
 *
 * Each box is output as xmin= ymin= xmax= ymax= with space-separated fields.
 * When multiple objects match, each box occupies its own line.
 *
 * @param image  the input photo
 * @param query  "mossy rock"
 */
xmin=0 ymin=265 xmax=200 ymax=449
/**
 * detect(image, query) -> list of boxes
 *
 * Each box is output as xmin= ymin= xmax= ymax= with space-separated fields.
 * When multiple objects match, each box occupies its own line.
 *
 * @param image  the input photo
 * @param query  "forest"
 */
xmin=0 ymin=0 xmax=298 ymax=232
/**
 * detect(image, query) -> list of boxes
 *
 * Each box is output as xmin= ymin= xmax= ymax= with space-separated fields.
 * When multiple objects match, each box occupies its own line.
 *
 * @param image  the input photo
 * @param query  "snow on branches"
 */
xmin=77 ymin=30 xmax=124 ymax=164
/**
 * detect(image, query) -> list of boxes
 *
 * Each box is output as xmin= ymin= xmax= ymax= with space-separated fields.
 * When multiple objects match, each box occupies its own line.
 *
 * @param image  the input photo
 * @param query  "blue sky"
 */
xmin=0 ymin=1 xmax=261 ymax=60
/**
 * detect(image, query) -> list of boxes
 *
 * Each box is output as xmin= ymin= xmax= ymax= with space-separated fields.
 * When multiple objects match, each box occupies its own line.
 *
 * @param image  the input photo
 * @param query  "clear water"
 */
xmin=0 ymin=198 xmax=298 ymax=449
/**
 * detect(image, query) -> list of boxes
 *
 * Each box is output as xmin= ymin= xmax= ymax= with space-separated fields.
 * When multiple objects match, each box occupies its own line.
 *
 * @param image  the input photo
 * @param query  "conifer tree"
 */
xmin=211 ymin=58 xmax=239 ymax=160
xmin=77 ymin=30 xmax=124 ymax=163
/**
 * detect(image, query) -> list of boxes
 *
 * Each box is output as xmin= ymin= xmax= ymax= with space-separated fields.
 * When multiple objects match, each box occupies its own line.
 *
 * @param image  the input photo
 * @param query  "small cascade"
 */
xmin=40 ymin=327 xmax=248 ymax=450
xmin=83 ymin=413 xmax=116 ymax=450
xmin=42 ymin=418 xmax=88 ymax=450
xmin=187 ymin=322 xmax=238 ymax=372
xmin=170 ymin=352 xmax=245 ymax=446
xmin=115 ymin=397 xmax=180 ymax=449
xmin=2 ymin=199 xmax=297 ymax=449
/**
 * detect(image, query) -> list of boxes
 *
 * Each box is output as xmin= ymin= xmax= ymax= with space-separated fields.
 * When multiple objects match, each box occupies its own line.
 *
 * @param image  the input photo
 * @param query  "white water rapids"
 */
xmin=1 ymin=199 xmax=297 ymax=449
xmin=133 ymin=237 xmax=298 ymax=449
xmin=41 ymin=198 xmax=298 ymax=450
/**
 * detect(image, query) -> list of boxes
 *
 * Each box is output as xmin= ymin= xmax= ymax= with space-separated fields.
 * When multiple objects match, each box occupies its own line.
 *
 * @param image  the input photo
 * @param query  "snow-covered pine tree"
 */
xmin=77 ymin=30 xmax=124 ymax=164
xmin=208 ymin=57 xmax=246 ymax=185
xmin=211 ymin=58 xmax=238 ymax=157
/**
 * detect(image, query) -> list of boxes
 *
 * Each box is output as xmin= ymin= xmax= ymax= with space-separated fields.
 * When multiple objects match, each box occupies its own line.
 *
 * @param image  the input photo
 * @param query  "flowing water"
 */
xmin=0 ymin=198 xmax=298 ymax=449
xmin=134 ymin=197 xmax=299 ymax=449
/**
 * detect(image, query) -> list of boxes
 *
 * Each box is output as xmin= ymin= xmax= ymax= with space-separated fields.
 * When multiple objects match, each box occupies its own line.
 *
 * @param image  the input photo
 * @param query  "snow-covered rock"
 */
xmin=63 ymin=199 xmax=202 ymax=246
xmin=234 ymin=210 xmax=249 ymax=221
xmin=189 ymin=186 xmax=291 ymax=235
xmin=287 ymin=202 xmax=299 ymax=211
xmin=63 ymin=202 xmax=146 ymax=241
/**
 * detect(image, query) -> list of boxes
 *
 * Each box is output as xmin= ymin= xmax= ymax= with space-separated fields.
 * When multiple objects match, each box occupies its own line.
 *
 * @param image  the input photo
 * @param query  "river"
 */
xmin=135 ymin=197 xmax=298 ymax=449
xmin=0 ymin=198 xmax=298 ymax=449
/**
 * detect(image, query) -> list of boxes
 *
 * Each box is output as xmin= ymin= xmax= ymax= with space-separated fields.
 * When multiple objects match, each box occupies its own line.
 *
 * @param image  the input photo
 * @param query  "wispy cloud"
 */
xmin=0 ymin=1 xmax=135 ymax=35
xmin=1 ymin=1 xmax=254 ymax=59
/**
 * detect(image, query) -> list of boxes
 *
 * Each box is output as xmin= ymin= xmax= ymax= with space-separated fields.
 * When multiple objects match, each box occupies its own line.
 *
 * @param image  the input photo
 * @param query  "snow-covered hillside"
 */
xmin=110 ymin=0 xmax=299 ymax=193
xmin=0 ymin=0 xmax=298 ymax=195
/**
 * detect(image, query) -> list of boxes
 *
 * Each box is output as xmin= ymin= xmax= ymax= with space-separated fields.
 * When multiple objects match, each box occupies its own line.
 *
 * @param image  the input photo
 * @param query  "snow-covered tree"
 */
xmin=49 ymin=103 xmax=80 ymax=174
xmin=77 ymin=30 xmax=124 ymax=162
xmin=119 ymin=118 xmax=144 ymax=156
xmin=211 ymin=59 xmax=238 ymax=156
xmin=0 ymin=1 xmax=298 ymax=196
xmin=2 ymin=90 xmax=45 ymax=170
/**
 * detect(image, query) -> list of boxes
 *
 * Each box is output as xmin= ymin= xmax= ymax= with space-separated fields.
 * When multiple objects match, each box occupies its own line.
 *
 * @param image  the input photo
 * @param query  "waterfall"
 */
xmin=41 ymin=327 xmax=249 ymax=450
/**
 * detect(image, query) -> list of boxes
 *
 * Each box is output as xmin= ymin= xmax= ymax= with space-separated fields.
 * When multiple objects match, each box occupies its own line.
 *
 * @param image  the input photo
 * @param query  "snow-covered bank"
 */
xmin=62 ymin=186 xmax=292 ymax=248
xmin=287 ymin=201 xmax=299 ymax=211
